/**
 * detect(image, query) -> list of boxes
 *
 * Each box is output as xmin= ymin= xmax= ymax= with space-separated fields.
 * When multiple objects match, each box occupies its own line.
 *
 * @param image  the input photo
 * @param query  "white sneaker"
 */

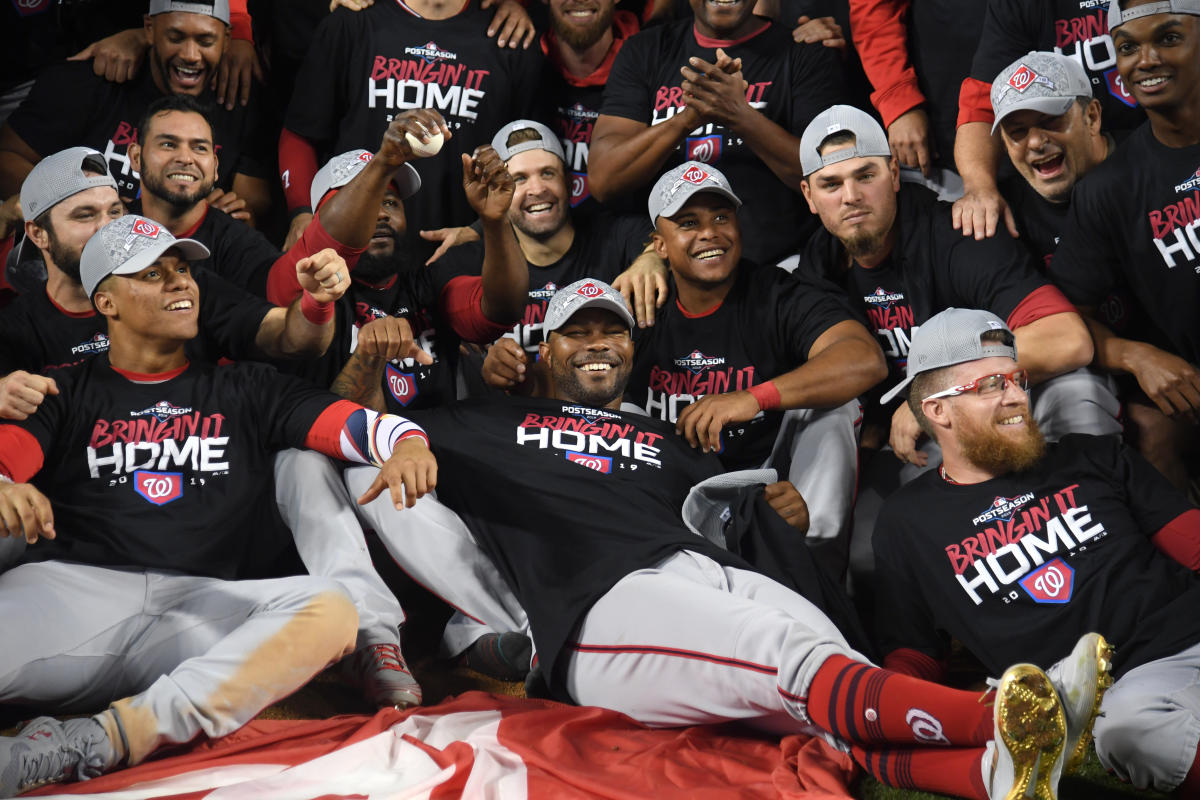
xmin=1046 ymin=632 xmax=1113 ymax=774
xmin=985 ymin=663 xmax=1067 ymax=800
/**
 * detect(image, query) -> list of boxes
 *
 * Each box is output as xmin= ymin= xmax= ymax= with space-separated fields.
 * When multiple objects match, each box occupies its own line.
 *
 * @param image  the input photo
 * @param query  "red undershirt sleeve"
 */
xmin=0 ymin=427 xmax=45 ymax=482
xmin=848 ymin=0 xmax=927 ymax=128
xmin=266 ymin=210 xmax=365 ymax=306
xmin=1151 ymin=509 xmax=1200 ymax=571
xmin=439 ymin=275 xmax=516 ymax=344
xmin=1005 ymin=284 xmax=1076 ymax=330
xmin=279 ymin=128 xmax=320 ymax=215
xmin=228 ymin=0 xmax=253 ymax=42
xmin=302 ymin=400 xmax=361 ymax=458
xmin=0 ymin=236 xmax=12 ymax=293
xmin=956 ymin=77 xmax=995 ymax=128
xmin=882 ymin=647 xmax=949 ymax=683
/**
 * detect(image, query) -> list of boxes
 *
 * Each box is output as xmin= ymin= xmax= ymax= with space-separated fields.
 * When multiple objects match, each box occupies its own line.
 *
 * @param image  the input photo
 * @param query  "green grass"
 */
xmin=857 ymin=747 xmax=1167 ymax=799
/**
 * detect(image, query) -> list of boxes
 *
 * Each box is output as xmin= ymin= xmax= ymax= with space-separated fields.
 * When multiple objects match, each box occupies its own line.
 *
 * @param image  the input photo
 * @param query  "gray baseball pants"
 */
xmin=0 ymin=559 xmax=356 ymax=765
xmin=1094 ymin=639 xmax=1200 ymax=793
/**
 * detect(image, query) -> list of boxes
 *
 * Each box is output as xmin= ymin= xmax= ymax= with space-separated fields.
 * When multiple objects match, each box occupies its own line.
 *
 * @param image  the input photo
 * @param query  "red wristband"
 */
xmin=300 ymin=291 xmax=335 ymax=325
xmin=748 ymin=381 xmax=781 ymax=411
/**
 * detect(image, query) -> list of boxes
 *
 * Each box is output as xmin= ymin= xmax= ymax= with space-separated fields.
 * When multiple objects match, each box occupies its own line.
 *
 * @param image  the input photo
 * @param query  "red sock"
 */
xmin=806 ymin=654 xmax=992 ymax=747
xmin=850 ymin=744 xmax=988 ymax=800
xmin=1177 ymin=744 xmax=1200 ymax=798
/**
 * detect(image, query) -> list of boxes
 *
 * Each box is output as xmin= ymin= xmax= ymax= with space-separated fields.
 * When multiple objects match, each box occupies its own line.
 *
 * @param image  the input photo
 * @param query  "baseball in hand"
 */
xmin=405 ymin=130 xmax=444 ymax=157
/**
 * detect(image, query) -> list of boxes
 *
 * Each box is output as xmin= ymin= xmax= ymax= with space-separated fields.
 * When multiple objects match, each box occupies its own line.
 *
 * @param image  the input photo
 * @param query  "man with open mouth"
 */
xmin=346 ymin=279 xmax=1106 ymax=800
xmin=1050 ymin=0 xmax=1200 ymax=492
xmin=0 ymin=0 xmax=274 ymax=223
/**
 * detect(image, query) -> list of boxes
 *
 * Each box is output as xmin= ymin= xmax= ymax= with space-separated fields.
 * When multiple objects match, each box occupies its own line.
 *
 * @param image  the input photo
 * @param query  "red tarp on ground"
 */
xmin=32 ymin=692 xmax=857 ymax=799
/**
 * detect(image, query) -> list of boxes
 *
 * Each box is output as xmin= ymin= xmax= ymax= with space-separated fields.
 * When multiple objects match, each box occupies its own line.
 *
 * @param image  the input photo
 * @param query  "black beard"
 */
xmin=550 ymin=359 xmax=629 ymax=408
xmin=47 ymin=234 xmax=82 ymax=283
xmin=355 ymin=231 xmax=415 ymax=283
xmin=141 ymin=171 xmax=215 ymax=213
xmin=552 ymin=4 xmax=614 ymax=50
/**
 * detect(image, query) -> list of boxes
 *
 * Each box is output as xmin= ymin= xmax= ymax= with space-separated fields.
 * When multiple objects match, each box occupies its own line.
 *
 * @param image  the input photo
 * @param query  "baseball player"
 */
xmin=1050 ymin=0 xmax=1200 ymax=490
xmin=873 ymin=307 xmax=1200 ymax=795
xmin=621 ymin=161 xmax=883 ymax=577
xmin=0 ymin=213 xmax=437 ymax=795
xmin=455 ymin=119 xmax=658 ymax=392
xmin=0 ymin=146 xmax=349 ymax=422
xmin=344 ymin=278 xmax=1105 ymax=800
xmin=268 ymin=122 xmax=535 ymax=693
xmin=0 ymin=0 xmax=273 ymax=219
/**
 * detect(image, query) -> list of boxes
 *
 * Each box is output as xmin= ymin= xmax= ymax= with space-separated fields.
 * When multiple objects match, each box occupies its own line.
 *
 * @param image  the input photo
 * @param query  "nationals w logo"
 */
xmin=133 ymin=470 xmax=183 ymax=506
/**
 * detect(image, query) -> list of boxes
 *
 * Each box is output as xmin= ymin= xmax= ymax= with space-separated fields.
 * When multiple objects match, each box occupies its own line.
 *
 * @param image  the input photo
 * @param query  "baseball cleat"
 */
xmin=1046 ymin=632 xmax=1114 ymax=774
xmin=986 ymin=663 xmax=1067 ymax=800
xmin=0 ymin=716 xmax=116 ymax=796
xmin=462 ymin=632 xmax=533 ymax=682
xmin=345 ymin=642 xmax=423 ymax=709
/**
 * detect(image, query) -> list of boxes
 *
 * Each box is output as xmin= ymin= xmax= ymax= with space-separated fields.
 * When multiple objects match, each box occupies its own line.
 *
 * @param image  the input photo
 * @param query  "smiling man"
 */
xmin=588 ymin=0 xmax=846 ymax=264
xmin=0 ymin=0 xmax=272 ymax=218
xmin=438 ymin=120 xmax=653 ymax=367
xmin=0 ymin=147 xmax=347 ymax=424
xmin=988 ymin=52 xmax=1114 ymax=270
xmin=342 ymin=279 xmax=1107 ymax=800
xmin=623 ymin=160 xmax=885 ymax=575
xmin=1049 ymin=0 xmax=1200 ymax=490
xmin=795 ymin=105 xmax=1099 ymax=470
xmin=872 ymin=307 xmax=1200 ymax=796
xmin=0 ymin=213 xmax=439 ymax=795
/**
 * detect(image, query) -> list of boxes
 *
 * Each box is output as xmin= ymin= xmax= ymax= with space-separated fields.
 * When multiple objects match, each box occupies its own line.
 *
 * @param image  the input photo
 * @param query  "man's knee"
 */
xmin=1094 ymin=685 xmax=1198 ymax=792
xmin=294 ymin=581 xmax=360 ymax=663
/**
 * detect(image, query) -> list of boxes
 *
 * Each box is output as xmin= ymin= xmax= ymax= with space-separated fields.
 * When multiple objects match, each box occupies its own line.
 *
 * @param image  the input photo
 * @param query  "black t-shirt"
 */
xmin=438 ymin=214 xmax=651 ymax=353
xmin=874 ymin=434 xmax=1200 ymax=678
xmin=846 ymin=258 xmax=917 ymax=390
xmin=1052 ymin=124 xmax=1200 ymax=364
xmin=797 ymin=185 xmax=1048 ymax=382
xmin=13 ymin=357 xmax=337 ymax=579
xmin=0 ymin=271 xmax=270 ymax=375
xmin=8 ymin=61 xmax=271 ymax=204
xmin=276 ymin=265 xmax=464 ymax=414
xmin=905 ymin=0 xmax=989 ymax=168
xmin=970 ymin=0 xmax=1147 ymax=136
xmin=285 ymin=0 xmax=543 ymax=236
xmin=413 ymin=395 xmax=743 ymax=697
xmin=626 ymin=263 xmax=855 ymax=470
xmin=128 ymin=202 xmax=278 ymax=297
xmin=999 ymin=174 xmax=1068 ymax=272
xmin=1 ymin=0 xmax=142 ymax=94
xmin=600 ymin=18 xmax=845 ymax=265
xmin=539 ymin=72 xmax=609 ymax=220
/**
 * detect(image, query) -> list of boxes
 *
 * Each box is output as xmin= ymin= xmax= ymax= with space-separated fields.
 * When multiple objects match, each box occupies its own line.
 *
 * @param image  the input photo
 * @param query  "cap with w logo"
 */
xmin=542 ymin=278 xmax=635 ymax=333
xmin=80 ymin=215 xmax=210 ymax=298
xmin=990 ymin=51 xmax=1092 ymax=134
xmin=648 ymin=161 xmax=742 ymax=224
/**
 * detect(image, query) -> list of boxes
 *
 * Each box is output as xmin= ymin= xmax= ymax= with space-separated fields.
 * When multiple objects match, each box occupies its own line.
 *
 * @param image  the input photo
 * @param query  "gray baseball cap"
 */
xmin=1109 ymin=0 xmax=1200 ymax=30
xmin=492 ymin=119 xmax=567 ymax=164
xmin=148 ymin=0 xmax=231 ymax=24
xmin=543 ymin=278 xmax=635 ymax=333
xmin=991 ymin=52 xmax=1093 ymax=134
xmin=648 ymin=162 xmax=741 ymax=224
xmin=309 ymin=149 xmax=421 ymax=212
xmin=879 ymin=308 xmax=1017 ymax=404
xmin=799 ymin=105 xmax=891 ymax=177
xmin=80 ymin=215 xmax=209 ymax=298
xmin=21 ymin=147 xmax=118 ymax=223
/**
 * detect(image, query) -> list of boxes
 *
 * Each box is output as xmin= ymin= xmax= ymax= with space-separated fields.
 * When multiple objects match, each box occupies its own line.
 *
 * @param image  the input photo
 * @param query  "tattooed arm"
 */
xmin=330 ymin=317 xmax=432 ymax=412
